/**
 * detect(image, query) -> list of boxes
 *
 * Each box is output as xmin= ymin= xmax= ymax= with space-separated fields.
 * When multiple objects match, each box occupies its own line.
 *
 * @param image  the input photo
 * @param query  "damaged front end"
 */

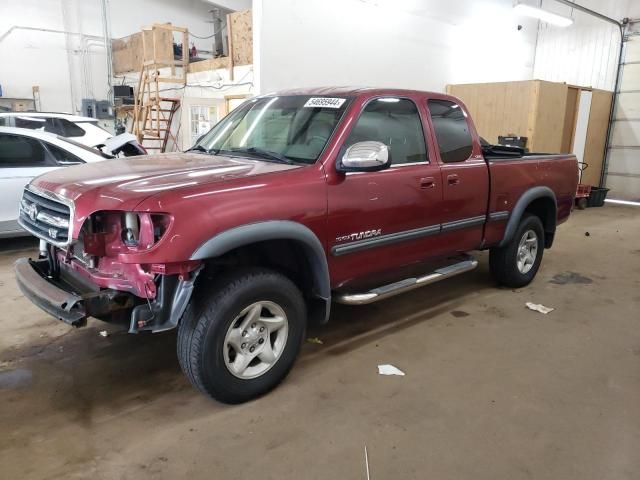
xmin=15 ymin=186 xmax=201 ymax=333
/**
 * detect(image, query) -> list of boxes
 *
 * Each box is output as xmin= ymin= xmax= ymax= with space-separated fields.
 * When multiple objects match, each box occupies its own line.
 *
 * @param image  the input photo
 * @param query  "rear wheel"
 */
xmin=177 ymin=268 xmax=306 ymax=403
xmin=489 ymin=214 xmax=545 ymax=288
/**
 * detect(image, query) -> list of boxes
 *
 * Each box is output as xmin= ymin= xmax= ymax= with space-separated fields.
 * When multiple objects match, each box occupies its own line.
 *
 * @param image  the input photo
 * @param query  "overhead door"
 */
xmin=606 ymin=23 xmax=640 ymax=201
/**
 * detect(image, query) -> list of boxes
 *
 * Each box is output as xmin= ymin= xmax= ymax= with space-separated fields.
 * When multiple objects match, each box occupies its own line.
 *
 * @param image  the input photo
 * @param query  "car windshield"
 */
xmin=193 ymin=95 xmax=350 ymax=164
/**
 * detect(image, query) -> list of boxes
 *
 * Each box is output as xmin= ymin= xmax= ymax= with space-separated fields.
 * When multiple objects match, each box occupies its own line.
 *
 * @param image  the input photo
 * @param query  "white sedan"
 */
xmin=0 ymin=112 xmax=112 ymax=148
xmin=0 ymin=127 xmax=108 ymax=238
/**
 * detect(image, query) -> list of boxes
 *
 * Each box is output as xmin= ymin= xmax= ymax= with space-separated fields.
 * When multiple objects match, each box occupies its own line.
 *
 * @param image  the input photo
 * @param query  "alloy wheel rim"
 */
xmin=516 ymin=229 xmax=538 ymax=274
xmin=223 ymin=301 xmax=289 ymax=379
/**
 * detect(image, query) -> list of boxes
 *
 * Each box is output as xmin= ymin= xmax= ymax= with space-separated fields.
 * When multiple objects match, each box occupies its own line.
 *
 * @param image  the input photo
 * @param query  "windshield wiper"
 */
xmin=185 ymin=145 xmax=211 ymax=154
xmin=229 ymin=147 xmax=294 ymax=165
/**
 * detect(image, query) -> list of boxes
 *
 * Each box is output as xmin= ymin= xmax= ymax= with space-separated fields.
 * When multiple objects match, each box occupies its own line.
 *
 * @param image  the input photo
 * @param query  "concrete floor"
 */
xmin=0 ymin=205 xmax=639 ymax=480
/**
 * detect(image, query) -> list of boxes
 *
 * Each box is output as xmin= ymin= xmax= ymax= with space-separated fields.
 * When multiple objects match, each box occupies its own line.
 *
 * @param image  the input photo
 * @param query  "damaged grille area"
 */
xmin=18 ymin=188 xmax=72 ymax=245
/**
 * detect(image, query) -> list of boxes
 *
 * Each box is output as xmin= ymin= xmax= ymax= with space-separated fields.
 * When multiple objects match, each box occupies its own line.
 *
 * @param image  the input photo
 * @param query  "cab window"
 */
xmin=345 ymin=98 xmax=427 ymax=165
xmin=427 ymin=99 xmax=473 ymax=163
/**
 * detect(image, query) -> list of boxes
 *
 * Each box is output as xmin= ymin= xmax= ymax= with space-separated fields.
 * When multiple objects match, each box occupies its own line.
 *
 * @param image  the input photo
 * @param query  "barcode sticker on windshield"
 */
xmin=304 ymin=97 xmax=346 ymax=109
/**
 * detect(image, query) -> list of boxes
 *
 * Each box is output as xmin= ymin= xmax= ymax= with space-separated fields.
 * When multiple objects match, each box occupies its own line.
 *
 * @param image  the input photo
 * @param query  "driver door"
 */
xmin=326 ymin=96 xmax=444 ymax=289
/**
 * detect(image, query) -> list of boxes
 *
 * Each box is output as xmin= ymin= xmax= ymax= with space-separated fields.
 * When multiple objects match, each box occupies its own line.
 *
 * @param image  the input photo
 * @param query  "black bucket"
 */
xmin=587 ymin=187 xmax=610 ymax=207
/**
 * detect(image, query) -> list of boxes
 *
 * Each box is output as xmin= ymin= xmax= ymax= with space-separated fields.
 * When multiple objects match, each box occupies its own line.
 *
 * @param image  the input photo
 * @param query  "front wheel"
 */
xmin=489 ymin=214 xmax=545 ymax=288
xmin=177 ymin=268 xmax=306 ymax=403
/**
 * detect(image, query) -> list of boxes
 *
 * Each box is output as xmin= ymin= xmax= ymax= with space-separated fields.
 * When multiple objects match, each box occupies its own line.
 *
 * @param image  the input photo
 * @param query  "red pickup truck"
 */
xmin=15 ymin=87 xmax=578 ymax=403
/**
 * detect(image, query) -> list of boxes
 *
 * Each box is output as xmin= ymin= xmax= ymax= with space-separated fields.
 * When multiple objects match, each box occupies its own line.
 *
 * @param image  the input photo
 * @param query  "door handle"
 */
xmin=447 ymin=174 xmax=460 ymax=186
xmin=420 ymin=177 xmax=436 ymax=189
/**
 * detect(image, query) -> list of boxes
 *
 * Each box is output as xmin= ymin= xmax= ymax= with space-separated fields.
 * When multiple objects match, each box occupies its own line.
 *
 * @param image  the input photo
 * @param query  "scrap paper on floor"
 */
xmin=378 ymin=364 xmax=405 ymax=376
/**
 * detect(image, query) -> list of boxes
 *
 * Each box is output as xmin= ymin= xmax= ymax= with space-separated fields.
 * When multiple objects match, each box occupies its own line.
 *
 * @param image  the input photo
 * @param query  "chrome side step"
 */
xmin=334 ymin=256 xmax=478 ymax=305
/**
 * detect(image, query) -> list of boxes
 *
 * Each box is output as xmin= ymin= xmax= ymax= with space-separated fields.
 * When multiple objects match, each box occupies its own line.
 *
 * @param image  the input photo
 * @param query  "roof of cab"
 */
xmin=267 ymin=86 xmax=444 ymax=98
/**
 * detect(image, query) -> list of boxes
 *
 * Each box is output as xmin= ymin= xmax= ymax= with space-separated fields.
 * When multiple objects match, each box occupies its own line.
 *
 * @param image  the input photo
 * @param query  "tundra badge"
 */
xmin=336 ymin=229 xmax=382 ymax=243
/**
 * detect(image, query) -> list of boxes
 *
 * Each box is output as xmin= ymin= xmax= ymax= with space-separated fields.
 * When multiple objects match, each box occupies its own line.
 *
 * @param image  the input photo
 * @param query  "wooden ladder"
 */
xmin=133 ymin=66 xmax=181 ymax=152
xmin=131 ymin=23 xmax=188 ymax=153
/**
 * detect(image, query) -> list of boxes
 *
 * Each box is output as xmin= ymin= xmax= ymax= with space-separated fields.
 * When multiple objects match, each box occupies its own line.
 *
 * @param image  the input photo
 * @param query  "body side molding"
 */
xmin=331 ymin=224 xmax=440 ymax=256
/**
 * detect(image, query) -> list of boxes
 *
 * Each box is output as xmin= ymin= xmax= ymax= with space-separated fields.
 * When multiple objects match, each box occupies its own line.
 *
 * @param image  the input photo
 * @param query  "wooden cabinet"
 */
xmin=446 ymin=80 xmax=612 ymax=185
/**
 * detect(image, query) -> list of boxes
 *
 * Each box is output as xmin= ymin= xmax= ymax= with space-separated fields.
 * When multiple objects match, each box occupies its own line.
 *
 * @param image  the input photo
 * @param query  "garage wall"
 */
xmin=533 ymin=0 xmax=631 ymax=91
xmin=253 ymin=0 xmax=540 ymax=94
xmin=533 ymin=0 xmax=640 ymax=91
xmin=0 ymin=0 xmax=248 ymax=114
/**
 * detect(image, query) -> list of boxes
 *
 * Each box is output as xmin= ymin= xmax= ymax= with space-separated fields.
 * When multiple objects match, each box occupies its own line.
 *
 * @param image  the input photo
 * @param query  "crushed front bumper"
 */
xmin=14 ymin=258 xmax=133 ymax=327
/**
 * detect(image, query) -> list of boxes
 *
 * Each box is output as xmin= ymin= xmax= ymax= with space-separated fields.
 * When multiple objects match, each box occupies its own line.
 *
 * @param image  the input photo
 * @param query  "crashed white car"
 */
xmin=0 ymin=127 xmax=122 ymax=238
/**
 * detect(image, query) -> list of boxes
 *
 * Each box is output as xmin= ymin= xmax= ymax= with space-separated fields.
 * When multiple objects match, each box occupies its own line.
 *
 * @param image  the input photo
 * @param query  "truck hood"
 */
xmin=31 ymin=152 xmax=300 ymax=211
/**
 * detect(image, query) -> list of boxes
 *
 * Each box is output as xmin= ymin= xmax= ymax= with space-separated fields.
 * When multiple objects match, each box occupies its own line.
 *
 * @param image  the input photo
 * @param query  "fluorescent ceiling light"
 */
xmin=514 ymin=3 xmax=573 ymax=27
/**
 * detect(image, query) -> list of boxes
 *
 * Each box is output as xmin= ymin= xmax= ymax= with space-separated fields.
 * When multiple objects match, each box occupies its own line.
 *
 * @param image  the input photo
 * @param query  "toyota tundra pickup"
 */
xmin=14 ymin=87 xmax=578 ymax=403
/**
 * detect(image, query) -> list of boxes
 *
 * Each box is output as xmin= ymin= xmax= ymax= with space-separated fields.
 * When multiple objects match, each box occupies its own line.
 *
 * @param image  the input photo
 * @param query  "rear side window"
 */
xmin=58 ymin=119 xmax=86 ymax=137
xmin=45 ymin=143 xmax=84 ymax=165
xmin=346 ymin=98 xmax=427 ymax=165
xmin=427 ymin=99 xmax=473 ymax=163
xmin=0 ymin=134 xmax=49 ymax=167
xmin=14 ymin=116 xmax=63 ymax=135
xmin=0 ymin=117 xmax=7 ymax=126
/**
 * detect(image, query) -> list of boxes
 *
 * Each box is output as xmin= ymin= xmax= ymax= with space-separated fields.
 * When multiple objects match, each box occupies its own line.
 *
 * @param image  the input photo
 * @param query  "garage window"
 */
xmin=0 ymin=134 xmax=49 ymax=167
xmin=427 ymin=99 xmax=473 ymax=163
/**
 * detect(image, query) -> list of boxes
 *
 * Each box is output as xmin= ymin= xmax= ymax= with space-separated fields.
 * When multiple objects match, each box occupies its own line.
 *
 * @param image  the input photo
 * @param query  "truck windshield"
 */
xmin=193 ymin=96 xmax=349 ymax=164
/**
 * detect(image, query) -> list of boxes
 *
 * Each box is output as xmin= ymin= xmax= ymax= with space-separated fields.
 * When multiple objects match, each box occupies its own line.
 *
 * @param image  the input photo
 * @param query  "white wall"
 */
xmin=0 ymin=0 xmax=249 ymax=114
xmin=0 ymin=0 xmax=76 ymax=112
xmin=253 ymin=0 xmax=539 ymax=94
xmin=533 ymin=0 xmax=636 ymax=91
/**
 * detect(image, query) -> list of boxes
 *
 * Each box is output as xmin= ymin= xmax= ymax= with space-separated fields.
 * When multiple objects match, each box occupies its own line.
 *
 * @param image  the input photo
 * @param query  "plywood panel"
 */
xmin=112 ymin=33 xmax=143 ymax=74
xmin=560 ymin=86 xmax=579 ymax=153
xmin=187 ymin=57 xmax=231 ymax=73
xmin=229 ymin=9 xmax=253 ymax=66
xmin=142 ymin=27 xmax=173 ymax=64
xmin=113 ymin=27 xmax=176 ymax=74
xmin=447 ymin=81 xmax=535 ymax=145
xmin=581 ymin=89 xmax=613 ymax=186
xmin=529 ymin=80 xmax=568 ymax=153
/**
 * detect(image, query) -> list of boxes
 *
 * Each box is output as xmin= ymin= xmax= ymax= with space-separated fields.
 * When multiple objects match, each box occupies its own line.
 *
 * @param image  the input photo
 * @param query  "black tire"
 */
xmin=489 ymin=214 xmax=545 ymax=288
xmin=177 ymin=268 xmax=306 ymax=404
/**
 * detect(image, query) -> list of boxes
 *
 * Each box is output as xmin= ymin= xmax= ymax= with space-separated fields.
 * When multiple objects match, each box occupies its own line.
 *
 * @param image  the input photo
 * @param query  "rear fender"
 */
xmin=499 ymin=186 xmax=557 ymax=248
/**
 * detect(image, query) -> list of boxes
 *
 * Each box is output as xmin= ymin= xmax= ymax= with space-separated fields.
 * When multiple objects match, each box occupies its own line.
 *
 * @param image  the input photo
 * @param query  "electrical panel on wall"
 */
xmin=81 ymin=99 xmax=113 ymax=119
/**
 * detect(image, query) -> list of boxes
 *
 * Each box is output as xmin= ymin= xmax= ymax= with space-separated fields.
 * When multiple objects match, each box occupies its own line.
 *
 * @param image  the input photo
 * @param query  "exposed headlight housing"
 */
xmin=81 ymin=211 xmax=172 ymax=256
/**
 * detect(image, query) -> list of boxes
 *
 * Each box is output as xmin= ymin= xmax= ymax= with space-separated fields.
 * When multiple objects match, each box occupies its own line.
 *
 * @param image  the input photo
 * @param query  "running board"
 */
xmin=334 ymin=256 xmax=478 ymax=305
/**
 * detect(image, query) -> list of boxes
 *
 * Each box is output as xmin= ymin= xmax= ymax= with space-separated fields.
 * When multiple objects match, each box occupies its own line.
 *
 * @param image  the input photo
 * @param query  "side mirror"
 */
xmin=337 ymin=141 xmax=391 ymax=173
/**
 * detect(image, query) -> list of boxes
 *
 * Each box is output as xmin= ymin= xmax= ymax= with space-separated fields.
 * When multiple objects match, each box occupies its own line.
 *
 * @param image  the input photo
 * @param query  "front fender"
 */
xmin=190 ymin=220 xmax=331 ymax=322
